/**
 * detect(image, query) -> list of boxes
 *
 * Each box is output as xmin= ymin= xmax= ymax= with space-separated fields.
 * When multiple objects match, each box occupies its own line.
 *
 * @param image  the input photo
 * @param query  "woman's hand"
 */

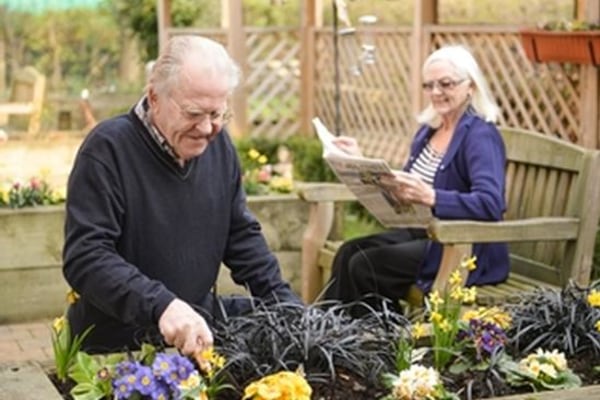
xmin=332 ymin=136 xmax=363 ymax=157
xmin=378 ymin=172 xmax=436 ymax=207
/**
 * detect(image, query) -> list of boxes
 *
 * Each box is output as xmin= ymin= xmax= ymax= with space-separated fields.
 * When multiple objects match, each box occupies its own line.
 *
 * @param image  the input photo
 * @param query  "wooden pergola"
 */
xmin=156 ymin=0 xmax=599 ymax=149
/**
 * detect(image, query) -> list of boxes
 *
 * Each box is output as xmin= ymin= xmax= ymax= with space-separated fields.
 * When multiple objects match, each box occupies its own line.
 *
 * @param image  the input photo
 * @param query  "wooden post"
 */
xmin=226 ymin=0 xmax=247 ymax=138
xmin=299 ymin=0 xmax=321 ymax=137
xmin=410 ymin=0 xmax=437 ymax=127
xmin=0 ymin=34 xmax=5 ymax=95
xmin=156 ymin=0 xmax=171 ymax=55
xmin=579 ymin=0 xmax=600 ymax=149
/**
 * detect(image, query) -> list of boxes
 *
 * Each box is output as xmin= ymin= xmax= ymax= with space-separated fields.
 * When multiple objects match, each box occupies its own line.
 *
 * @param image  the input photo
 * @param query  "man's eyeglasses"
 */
xmin=422 ymin=78 xmax=467 ymax=92
xmin=170 ymin=98 xmax=231 ymax=125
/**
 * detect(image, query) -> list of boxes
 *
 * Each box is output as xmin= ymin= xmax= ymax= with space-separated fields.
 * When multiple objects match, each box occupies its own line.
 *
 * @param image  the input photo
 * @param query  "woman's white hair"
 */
xmin=416 ymin=45 xmax=500 ymax=127
xmin=148 ymin=35 xmax=241 ymax=96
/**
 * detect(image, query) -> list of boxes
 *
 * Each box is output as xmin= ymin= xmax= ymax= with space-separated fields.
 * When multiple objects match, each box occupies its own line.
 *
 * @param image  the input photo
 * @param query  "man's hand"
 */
xmin=158 ymin=298 xmax=213 ymax=355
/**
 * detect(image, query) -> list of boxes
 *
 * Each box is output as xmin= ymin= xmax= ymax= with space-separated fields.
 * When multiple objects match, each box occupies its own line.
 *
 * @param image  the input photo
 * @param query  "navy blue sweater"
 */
xmin=404 ymin=112 xmax=510 ymax=291
xmin=63 ymin=108 xmax=298 ymax=352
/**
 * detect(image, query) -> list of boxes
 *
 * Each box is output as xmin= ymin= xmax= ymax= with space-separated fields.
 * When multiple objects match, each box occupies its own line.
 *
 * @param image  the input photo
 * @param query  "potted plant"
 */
xmin=519 ymin=20 xmax=600 ymax=65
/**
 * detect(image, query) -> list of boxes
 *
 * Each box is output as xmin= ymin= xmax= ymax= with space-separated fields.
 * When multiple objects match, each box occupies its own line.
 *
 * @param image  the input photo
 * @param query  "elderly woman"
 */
xmin=324 ymin=45 xmax=509 ymax=313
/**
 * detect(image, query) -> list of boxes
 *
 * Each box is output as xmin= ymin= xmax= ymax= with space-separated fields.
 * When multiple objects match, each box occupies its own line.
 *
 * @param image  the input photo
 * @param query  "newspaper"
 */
xmin=313 ymin=117 xmax=432 ymax=228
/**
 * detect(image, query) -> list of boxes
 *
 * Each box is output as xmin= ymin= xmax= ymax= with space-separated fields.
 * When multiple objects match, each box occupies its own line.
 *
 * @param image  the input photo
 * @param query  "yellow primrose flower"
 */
xmin=179 ymin=371 xmax=201 ymax=389
xmin=587 ymin=289 xmax=600 ymax=307
xmin=258 ymin=155 xmax=268 ymax=164
xmin=412 ymin=322 xmax=427 ymax=339
xmin=248 ymin=148 xmax=260 ymax=160
xmin=269 ymin=176 xmax=294 ymax=193
xmin=243 ymin=370 xmax=311 ymax=400
xmin=461 ymin=255 xmax=477 ymax=271
xmin=596 ymin=320 xmax=600 ymax=332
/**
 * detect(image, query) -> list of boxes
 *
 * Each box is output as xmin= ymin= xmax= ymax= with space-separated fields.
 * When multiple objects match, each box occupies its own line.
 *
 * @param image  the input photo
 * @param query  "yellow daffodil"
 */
xmin=460 ymin=255 xmax=477 ymax=271
xmin=587 ymin=289 xmax=600 ymax=307
xmin=66 ymin=289 xmax=80 ymax=305
xmin=52 ymin=316 xmax=66 ymax=333
xmin=429 ymin=311 xmax=443 ymax=324
xmin=195 ymin=347 xmax=226 ymax=378
xmin=449 ymin=270 xmax=463 ymax=286
xmin=411 ymin=322 xmax=427 ymax=339
xmin=428 ymin=290 xmax=444 ymax=308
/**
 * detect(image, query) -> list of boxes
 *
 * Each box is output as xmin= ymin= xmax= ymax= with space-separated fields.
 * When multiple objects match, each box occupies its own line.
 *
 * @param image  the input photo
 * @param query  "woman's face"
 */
xmin=422 ymin=59 xmax=472 ymax=119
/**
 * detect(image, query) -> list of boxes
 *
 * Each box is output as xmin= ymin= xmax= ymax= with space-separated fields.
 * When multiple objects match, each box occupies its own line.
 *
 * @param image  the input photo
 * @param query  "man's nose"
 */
xmin=193 ymin=116 xmax=212 ymax=133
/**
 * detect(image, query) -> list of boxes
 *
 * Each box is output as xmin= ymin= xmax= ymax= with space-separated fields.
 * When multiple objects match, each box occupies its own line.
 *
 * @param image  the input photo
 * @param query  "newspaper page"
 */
xmin=312 ymin=117 xmax=432 ymax=228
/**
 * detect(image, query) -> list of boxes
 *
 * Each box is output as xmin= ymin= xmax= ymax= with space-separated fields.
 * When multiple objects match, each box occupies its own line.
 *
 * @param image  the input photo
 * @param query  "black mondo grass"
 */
xmin=506 ymin=280 xmax=600 ymax=357
xmin=210 ymin=299 xmax=410 ymax=395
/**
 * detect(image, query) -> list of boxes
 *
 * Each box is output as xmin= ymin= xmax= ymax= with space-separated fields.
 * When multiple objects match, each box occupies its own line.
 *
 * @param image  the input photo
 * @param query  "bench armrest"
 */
xmin=428 ymin=217 xmax=580 ymax=244
xmin=296 ymin=182 xmax=356 ymax=202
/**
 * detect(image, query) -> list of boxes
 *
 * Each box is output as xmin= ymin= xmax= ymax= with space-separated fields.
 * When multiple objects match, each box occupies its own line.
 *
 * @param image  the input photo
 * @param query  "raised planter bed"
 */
xmin=0 ymin=194 xmax=308 ymax=323
xmin=1 ymin=360 xmax=600 ymax=400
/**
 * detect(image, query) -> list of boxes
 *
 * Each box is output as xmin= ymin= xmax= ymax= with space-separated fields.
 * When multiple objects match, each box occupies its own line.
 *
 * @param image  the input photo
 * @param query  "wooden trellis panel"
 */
xmin=314 ymin=27 xmax=413 ymax=168
xmin=429 ymin=26 xmax=581 ymax=144
xmin=167 ymin=26 xmax=587 ymax=155
xmin=245 ymin=28 xmax=301 ymax=140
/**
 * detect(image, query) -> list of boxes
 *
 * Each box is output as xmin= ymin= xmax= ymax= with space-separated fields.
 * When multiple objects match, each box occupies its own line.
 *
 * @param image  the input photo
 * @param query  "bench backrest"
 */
xmin=5 ymin=66 xmax=46 ymax=135
xmin=500 ymin=127 xmax=600 ymax=286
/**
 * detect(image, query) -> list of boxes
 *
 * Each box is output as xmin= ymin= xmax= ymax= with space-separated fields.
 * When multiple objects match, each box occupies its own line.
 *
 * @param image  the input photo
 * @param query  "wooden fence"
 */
xmin=168 ymin=25 xmax=592 ymax=164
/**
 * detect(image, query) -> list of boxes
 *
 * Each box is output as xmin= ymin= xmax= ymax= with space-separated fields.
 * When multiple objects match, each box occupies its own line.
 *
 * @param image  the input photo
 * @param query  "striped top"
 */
xmin=409 ymin=142 xmax=443 ymax=186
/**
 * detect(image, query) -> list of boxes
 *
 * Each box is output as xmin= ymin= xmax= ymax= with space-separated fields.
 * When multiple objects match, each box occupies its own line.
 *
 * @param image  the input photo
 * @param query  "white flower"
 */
xmin=391 ymin=365 xmax=440 ymax=400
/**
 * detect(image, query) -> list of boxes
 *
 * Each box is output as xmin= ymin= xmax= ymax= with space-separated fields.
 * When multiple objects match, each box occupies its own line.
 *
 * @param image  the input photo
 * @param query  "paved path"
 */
xmin=0 ymin=320 xmax=54 ymax=364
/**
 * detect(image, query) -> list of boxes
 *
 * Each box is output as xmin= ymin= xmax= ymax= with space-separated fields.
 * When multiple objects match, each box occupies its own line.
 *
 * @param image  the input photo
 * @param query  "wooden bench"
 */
xmin=297 ymin=127 xmax=600 ymax=306
xmin=0 ymin=66 xmax=46 ymax=137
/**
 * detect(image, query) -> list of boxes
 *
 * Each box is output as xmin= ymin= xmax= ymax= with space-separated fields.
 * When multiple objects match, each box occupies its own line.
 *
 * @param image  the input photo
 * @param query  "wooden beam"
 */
xmin=156 ymin=0 xmax=171 ymax=55
xmin=410 ymin=0 xmax=437 ymax=129
xmin=227 ymin=0 xmax=247 ymax=138
xmin=299 ymin=0 xmax=321 ymax=137
xmin=579 ymin=0 xmax=600 ymax=149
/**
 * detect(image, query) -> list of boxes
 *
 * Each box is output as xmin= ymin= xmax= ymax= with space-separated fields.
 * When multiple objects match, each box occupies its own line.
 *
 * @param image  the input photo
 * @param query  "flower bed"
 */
xmin=31 ymin=264 xmax=600 ymax=400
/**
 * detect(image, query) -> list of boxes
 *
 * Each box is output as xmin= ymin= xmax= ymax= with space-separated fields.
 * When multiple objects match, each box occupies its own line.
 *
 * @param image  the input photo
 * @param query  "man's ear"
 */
xmin=148 ymin=87 xmax=158 ymax=106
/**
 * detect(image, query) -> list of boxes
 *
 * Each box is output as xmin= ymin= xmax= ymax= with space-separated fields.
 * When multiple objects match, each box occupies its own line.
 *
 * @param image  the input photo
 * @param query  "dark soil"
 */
xmin=49 ymin=353 xmax=600 ymax=400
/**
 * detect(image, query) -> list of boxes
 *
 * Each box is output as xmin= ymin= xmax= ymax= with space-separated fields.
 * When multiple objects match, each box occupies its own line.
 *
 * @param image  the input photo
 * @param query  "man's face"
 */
xmin=149 ymin=62 xmax=230 ymax=161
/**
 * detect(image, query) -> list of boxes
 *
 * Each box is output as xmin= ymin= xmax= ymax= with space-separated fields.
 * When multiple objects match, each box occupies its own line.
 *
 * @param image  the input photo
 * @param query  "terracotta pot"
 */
xmin=519 ymin=29 xmax=600 ymax=65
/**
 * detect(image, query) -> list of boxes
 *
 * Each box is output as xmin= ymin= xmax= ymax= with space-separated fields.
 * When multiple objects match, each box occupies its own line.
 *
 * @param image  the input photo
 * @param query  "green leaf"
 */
xmin=70 ymin=382 xmax=106 ymax=400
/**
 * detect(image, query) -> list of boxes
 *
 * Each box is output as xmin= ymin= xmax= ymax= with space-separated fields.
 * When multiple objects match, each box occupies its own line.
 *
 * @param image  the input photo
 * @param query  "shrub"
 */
xmin=0 ymin=177 xmax=65 ymax=208
xmin=506 ymin=281 xmax=600 ymax=357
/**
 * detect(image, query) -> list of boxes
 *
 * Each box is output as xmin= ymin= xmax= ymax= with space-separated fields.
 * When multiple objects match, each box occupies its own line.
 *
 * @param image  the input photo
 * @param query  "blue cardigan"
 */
xmin=404 ymin=112 xmax=510 ymax=292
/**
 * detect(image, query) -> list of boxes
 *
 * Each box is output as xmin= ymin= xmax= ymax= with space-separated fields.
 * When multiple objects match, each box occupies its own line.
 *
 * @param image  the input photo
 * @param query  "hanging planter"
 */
xmin=519 ymin=23 xmax=600 ymax=66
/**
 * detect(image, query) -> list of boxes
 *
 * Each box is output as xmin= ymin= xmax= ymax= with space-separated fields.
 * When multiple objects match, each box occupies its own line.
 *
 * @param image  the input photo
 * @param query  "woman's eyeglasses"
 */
xmin=422 ymin=78 xmax=466 ymax=92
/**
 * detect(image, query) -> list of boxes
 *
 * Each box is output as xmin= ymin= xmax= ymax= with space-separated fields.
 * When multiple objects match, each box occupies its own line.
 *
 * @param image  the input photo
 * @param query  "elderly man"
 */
xmin=63 ymin=35 xmax=300 ymax=355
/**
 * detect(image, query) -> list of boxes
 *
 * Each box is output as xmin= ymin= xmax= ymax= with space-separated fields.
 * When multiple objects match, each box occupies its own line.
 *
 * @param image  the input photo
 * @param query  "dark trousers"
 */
xmin=323 ymin=227 xmax=428 ymax=313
